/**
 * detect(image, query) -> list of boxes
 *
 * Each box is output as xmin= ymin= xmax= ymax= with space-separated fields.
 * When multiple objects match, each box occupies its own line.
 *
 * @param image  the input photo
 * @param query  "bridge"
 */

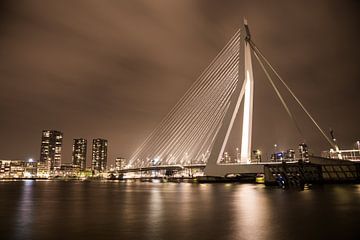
xmin=118 ymin=164 xmax=206 ymax=173
xmin=124 ymin=20 xmax=344 ymax=177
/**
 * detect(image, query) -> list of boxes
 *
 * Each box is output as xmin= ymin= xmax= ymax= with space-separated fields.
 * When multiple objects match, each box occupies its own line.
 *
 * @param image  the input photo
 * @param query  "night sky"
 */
xmin=0 ymin=0 xmax=359 ymax=166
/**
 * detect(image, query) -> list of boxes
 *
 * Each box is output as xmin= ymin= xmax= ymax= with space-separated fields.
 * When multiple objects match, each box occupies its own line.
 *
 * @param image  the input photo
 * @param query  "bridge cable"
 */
xmin=249 ymin=40 xmax=336 ymax=149
xmin=128 ymin=30 xmax=241 ymax=167
xmin=251 ymin=45 xmax=305 ymax=140
xmin=130 ymin=33 xmax=240 ymax=165
xmin=133 ymin=35 xmax=238 ymax=158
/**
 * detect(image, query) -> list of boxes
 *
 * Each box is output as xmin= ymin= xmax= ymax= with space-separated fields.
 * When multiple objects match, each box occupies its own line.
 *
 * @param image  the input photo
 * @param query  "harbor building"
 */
xmin=0 ymin=159 xmax=37 ymax=178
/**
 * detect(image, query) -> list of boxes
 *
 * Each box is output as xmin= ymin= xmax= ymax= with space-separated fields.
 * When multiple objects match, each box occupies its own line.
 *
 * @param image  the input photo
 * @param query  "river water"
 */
xmin=0 ymin=181 xmax=359 ymax=240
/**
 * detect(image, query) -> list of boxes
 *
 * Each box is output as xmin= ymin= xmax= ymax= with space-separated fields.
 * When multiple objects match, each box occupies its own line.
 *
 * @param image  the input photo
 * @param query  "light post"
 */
xmin=236 ymin=147 xmax=240 ymax=163
xmin=256 ymin=150 xmax=262 ymax=163
xmin=273 ymin=144 xmax=278 ymax=162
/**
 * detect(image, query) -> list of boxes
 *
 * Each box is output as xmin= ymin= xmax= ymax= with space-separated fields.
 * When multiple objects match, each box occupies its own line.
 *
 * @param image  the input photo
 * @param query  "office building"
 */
xmin=91 ymin=138 xmax=108 ymax=172
xmin=72 ymin=138 xmax=87 ymax=171
xmin=40 ymin=130 xmax=63 ymax=171
xmin=115 ymin=157 xmax=126 ymax=171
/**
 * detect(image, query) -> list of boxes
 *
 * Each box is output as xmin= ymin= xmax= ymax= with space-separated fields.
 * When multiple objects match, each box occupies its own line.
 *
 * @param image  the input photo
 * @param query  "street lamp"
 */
xmin=236 ymin=147 xmax=240 ymax=162
xmin=274 ymin=144 xmax=278 ymax=161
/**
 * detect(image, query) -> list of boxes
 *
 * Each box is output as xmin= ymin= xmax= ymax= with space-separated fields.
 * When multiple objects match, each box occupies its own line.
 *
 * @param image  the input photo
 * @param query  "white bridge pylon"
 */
xmin=204 ymin=20 xmax=258 ymax=176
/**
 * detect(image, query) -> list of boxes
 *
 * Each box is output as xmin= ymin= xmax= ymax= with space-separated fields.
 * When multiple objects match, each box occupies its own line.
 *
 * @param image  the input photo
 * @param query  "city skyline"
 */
xmin=1 ymin=1 xmax=360 ymax=164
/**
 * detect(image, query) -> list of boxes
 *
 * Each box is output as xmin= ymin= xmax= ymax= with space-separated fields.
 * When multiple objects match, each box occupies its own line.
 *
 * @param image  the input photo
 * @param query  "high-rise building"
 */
xmin=115 ymin=157 xmax=126 ymax=171
xmin=40 ymin=130 xmax=63 ymax=171
xmin=72 ymin=138 xmax=87 ymax=171
xmin=91 ymin=139 xmax=108 ymax=172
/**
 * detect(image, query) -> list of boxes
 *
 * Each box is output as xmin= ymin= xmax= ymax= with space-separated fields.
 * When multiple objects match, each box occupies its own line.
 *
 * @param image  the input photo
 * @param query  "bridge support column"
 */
xmin=240 ymin=39 xmax=254 ymax=164
xmin=204 ymin=21 xmax=255 ymax=177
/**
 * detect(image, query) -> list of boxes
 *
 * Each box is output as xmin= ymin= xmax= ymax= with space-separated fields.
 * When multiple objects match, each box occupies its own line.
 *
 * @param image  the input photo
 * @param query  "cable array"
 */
xmin=128 ymin=31 xmax=241 ymax=168
xmin=249 ymin=40 xmax=336 ymax=149
xmin=127 ymin=22 xmax=335 ymax=169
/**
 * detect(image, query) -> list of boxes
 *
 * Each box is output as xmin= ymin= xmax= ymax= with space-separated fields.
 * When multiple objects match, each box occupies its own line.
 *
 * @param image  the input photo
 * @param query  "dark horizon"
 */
xmin=1 ymin=0 xmax=360 ymax=166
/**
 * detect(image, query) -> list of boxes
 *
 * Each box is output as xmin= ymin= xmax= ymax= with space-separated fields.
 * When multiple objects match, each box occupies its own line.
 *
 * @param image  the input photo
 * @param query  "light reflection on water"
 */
xmin=232 ymin=184 xmax=270 ymax=240
xmin=14 ymin=180 xmax=33 ymax=239
xmin=0 ymin=181 xmax=359 ymax=240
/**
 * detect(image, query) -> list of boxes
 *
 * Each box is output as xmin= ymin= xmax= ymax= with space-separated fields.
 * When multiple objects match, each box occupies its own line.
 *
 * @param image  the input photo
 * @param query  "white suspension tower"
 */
xmin=240 ymin=19 xmax=254 ymax=164
xmin=204 ymin=19 xmax=258 ymax=176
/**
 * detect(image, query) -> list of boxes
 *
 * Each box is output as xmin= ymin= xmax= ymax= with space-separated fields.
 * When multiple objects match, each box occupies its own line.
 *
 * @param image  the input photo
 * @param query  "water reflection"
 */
xmin=0 ymin=182 xmax=359 ymax=240
xmin=14 ymin=180 xmax=34 ymax=239
xmin=232 ymin=185 xmax=270 ymax=240
xmin=146 ymin=187 xmax=163 ymax=238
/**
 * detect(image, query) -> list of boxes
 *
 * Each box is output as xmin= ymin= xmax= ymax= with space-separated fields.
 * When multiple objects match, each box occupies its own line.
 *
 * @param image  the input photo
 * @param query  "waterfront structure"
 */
xmin=24 ymin=159 xmax=37 ymax=178
xmin=115 ymin=157 xmax=126 ymax=171
xmin=322 ymin=148 xmax=360 ymax=161
xmin=37 ymin=162 xmax=50 ymax=178
xmin=72 ymin=138 xmax=87 ymax=171
xmin=91 ymin=139 xmax=108 ymax=172
xmin=0 ymin=160 xmax=25 ymax=178
xmin=59 ymin=163 xmax=80 ymax=177
xmin=0 ymin=159 xmax=37 ymax=178
xmin=40 ymin=130 xmax=63 ymax=171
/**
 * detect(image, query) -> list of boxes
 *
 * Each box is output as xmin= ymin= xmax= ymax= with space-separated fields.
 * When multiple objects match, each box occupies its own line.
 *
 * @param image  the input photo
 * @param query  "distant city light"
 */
xmin=153 ymin=157 xmax=160 ymax=165
xmin=28 ymin=158 xmax=34 ymax=162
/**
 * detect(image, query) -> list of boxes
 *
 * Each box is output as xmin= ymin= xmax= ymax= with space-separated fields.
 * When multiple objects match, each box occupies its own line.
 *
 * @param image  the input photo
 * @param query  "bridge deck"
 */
xmin=119 ymin=162 xmax=285 ymax=175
